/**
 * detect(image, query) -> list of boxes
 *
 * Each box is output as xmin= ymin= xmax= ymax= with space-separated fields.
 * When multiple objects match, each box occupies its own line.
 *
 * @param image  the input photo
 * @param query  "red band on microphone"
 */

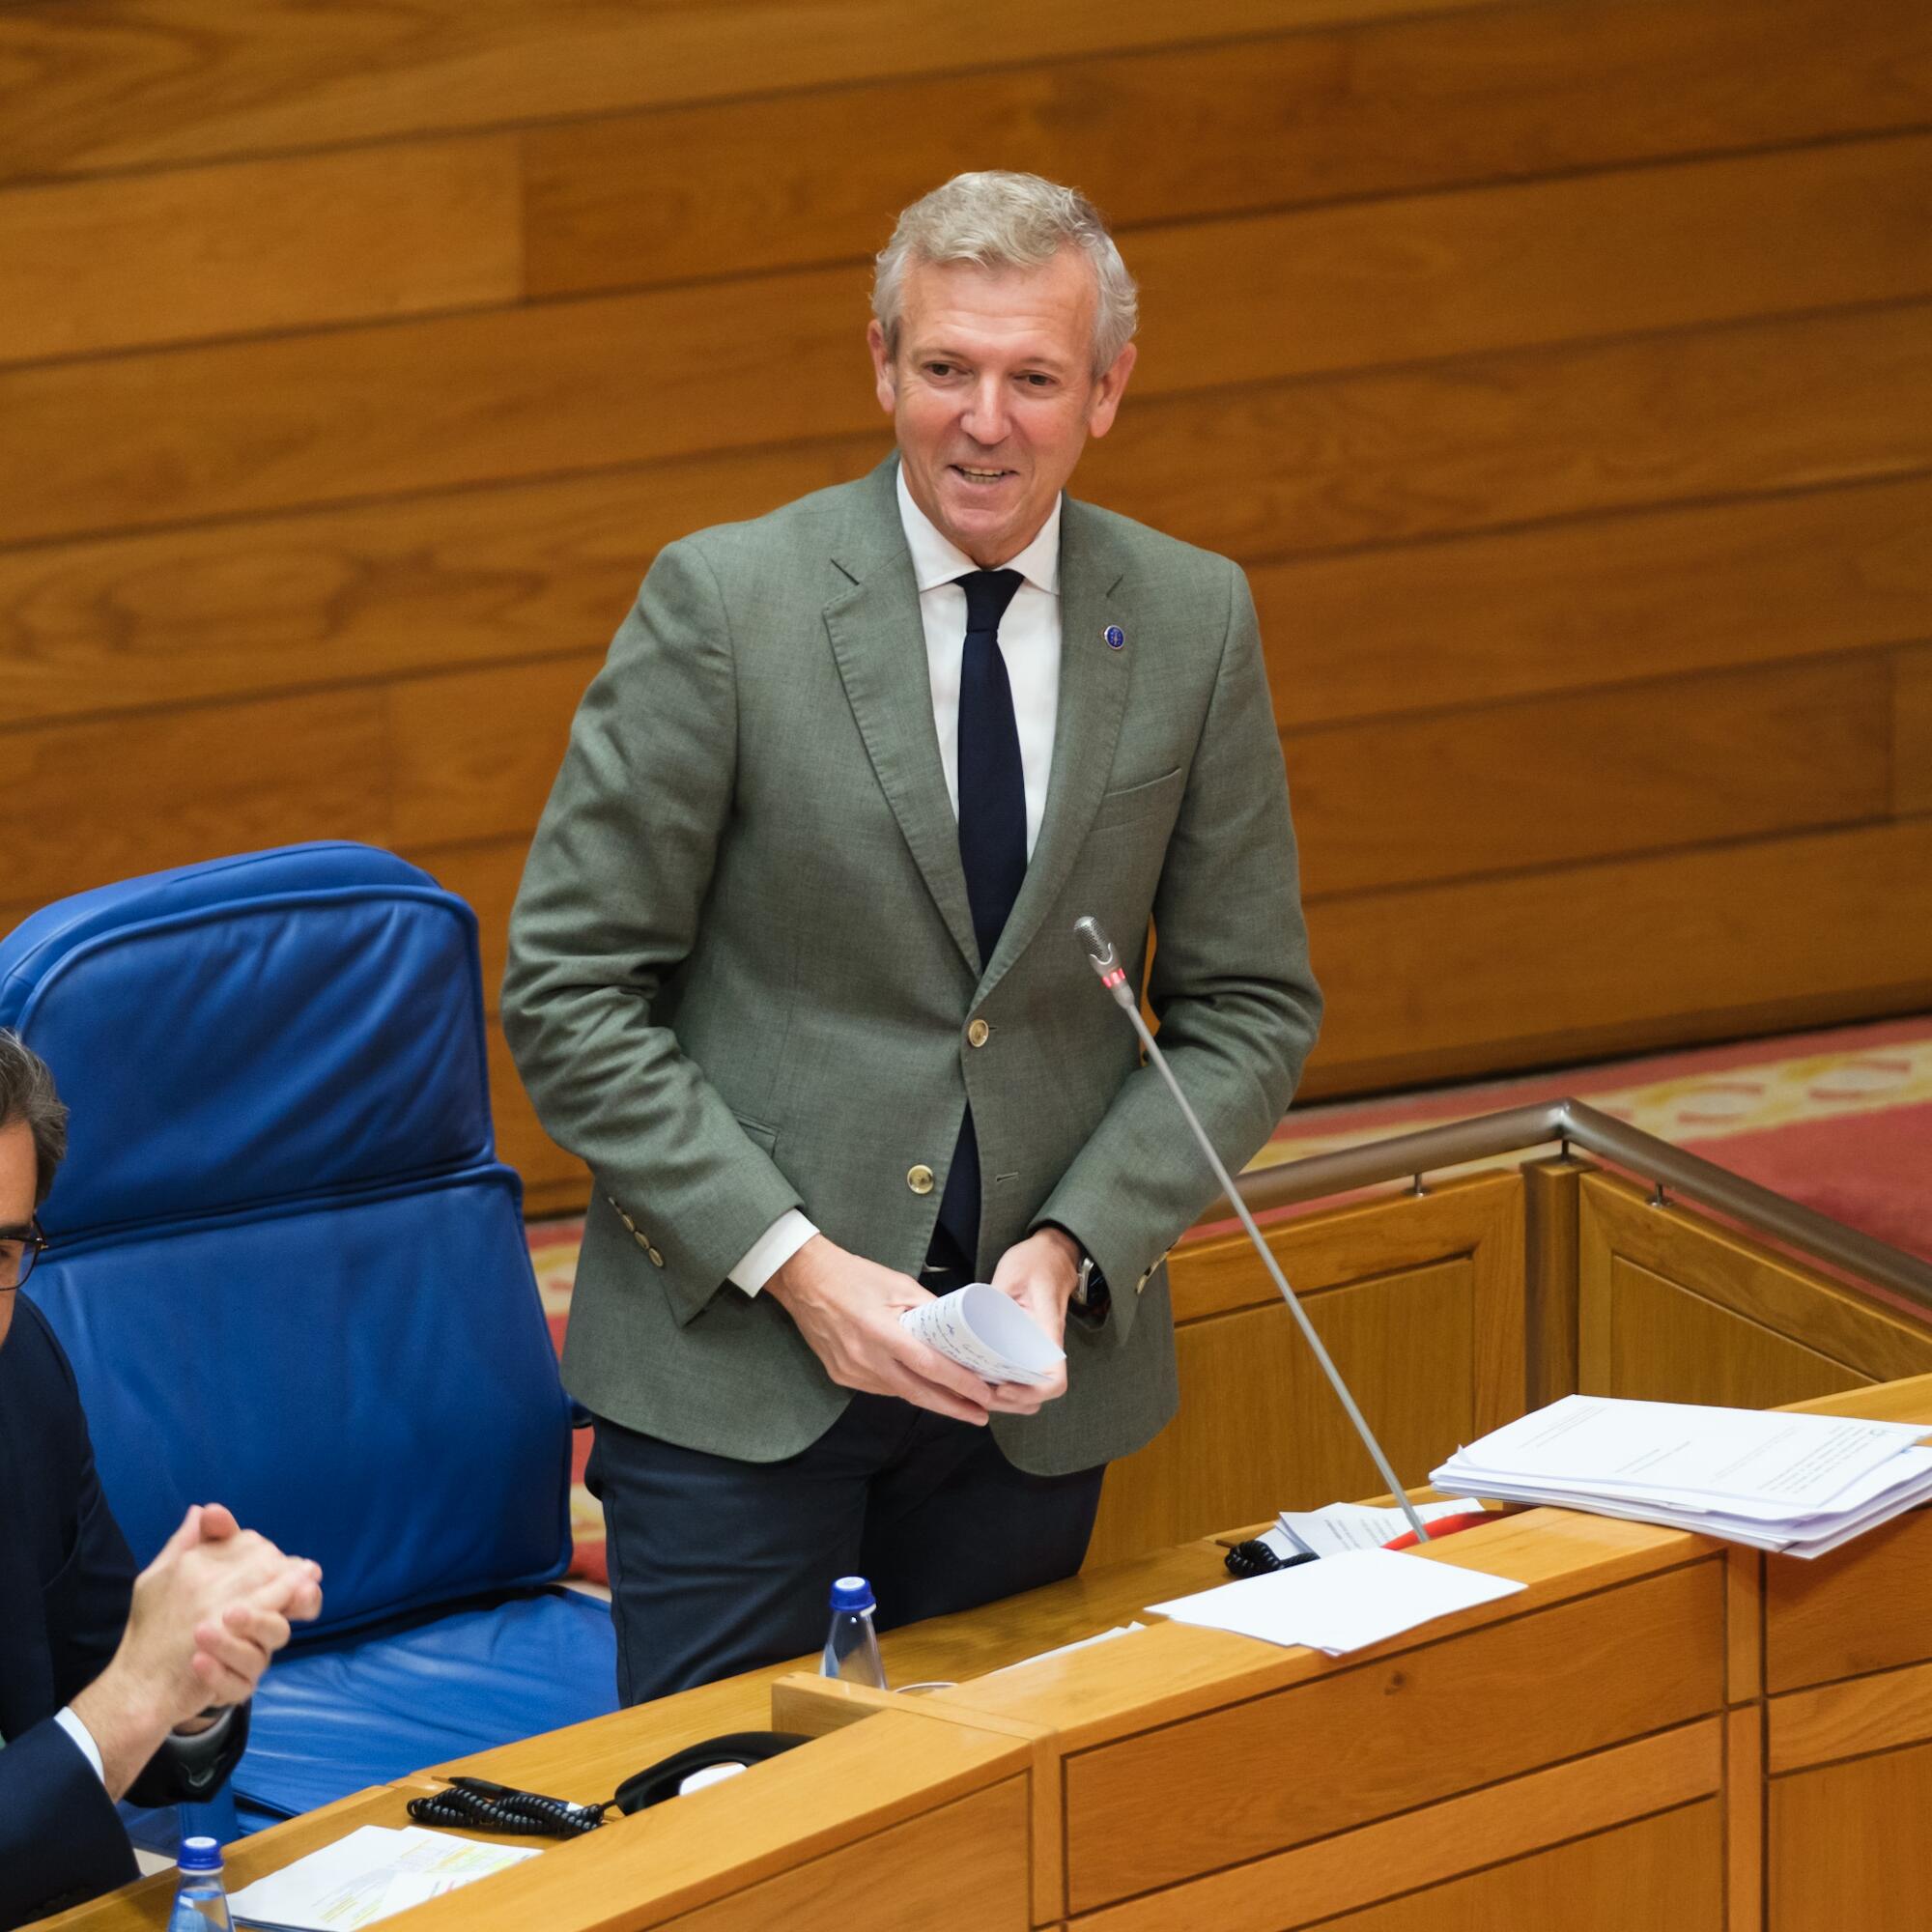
xmin=1100 ymin=967 xmax=1127 ymax=990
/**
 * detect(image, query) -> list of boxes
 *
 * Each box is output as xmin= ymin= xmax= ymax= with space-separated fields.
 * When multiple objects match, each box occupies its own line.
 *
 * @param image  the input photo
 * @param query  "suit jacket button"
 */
xmin=647 ymin=1246 xmax=665 ymax=1267
xmin=633 ymin=1230 xmax=651 ymax=1252
xmin=966 ymin=1018 xmax=990 ymax=1048
xmin=907 ymin=1164 xmax=935 ymax=1195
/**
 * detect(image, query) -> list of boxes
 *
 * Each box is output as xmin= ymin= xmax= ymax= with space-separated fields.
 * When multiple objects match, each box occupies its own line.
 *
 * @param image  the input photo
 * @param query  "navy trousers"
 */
xmin=586 ymin=1373 xmax=1104 ymax=1703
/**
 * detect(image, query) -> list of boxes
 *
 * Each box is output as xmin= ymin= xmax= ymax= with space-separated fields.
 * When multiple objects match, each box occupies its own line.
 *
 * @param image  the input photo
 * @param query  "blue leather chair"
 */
xmin=0 ymin=843 xmax=615 ymax=1836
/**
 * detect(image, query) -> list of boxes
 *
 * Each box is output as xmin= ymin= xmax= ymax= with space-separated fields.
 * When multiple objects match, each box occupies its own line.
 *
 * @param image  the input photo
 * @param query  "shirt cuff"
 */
xmin=728 ymin=1209 xmax=819 ymax=1294
xmin=54 ymin=1705 xmax=106 ymax=1787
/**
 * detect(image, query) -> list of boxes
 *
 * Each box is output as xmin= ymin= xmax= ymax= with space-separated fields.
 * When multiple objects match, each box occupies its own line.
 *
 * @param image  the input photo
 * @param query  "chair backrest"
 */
xmin=0 ymin=843 xmax=572 ymax=1635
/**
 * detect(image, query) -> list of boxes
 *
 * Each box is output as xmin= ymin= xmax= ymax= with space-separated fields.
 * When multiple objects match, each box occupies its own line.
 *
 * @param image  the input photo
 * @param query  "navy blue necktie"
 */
xmin=935 ymin=567 xmax=1027 ymax=1269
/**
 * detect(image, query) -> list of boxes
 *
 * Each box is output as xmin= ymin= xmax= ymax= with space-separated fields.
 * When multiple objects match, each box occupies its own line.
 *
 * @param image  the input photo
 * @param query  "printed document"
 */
xmin=227 ymin=1825 xmax=538 ymax=1931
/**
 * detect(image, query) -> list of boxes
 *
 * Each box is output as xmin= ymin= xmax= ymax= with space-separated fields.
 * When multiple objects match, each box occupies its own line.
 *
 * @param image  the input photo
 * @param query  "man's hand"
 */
xmin=765 ymin=1236 xmax=1007 ymax=1424
xmin=985 ymin=1227 xmax=1080 ymax=1411
xmin=70 ymin=1503 xmax=324 ymax=1800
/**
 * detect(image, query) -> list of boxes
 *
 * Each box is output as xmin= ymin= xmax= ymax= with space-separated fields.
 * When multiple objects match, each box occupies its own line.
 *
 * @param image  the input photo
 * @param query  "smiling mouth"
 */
xmin=951 ymin=465 xmax=1013 ymax=486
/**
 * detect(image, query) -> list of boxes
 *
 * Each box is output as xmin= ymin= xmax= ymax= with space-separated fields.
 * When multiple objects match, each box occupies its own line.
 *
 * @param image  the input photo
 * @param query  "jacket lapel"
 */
xmin=982 ymin=497 xmax=1131 ymax=994
xmin=824 ymin=463 xmax=981 ymax=975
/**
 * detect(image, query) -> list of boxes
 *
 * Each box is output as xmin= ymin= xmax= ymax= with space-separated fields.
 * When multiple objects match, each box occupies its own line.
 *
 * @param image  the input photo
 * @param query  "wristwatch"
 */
xmin=1047 ymin=1226 xmax=1111 ymax=1321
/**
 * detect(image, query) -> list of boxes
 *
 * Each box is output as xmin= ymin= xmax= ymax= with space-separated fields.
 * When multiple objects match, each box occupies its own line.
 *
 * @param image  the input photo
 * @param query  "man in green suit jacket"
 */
xmin=505 ymin=172 xmax=1321 ymax=1701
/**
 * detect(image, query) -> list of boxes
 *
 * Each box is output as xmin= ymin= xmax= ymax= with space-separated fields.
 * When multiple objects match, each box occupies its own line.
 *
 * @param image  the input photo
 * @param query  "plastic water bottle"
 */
xmin=820 ymin=1575 xmax=887 ymax=1689
xmin=168 ymin=1836 xmax=233 ymax=1931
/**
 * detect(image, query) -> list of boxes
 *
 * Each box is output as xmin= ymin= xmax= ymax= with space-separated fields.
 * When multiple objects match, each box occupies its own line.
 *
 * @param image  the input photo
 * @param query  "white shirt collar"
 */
xmin=895 ymin=462 xmax=1062 ymax=598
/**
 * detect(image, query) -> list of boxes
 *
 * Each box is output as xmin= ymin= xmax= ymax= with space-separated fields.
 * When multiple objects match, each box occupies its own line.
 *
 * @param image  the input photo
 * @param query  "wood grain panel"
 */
xmin=1525 ymin=1157 xmax=1583 ymax=1408
xmin=1063 ymin=1559 xmax=1723 ymax=1910
xmin=0 ymin=440 xmax=883 ymax=727
xmin=526 ymin=0 xmax=1932 ymax=297
xmin=0 ymin=689 xmax=386 ymax=907
xmin=1577 ymin=1173 xmax=1932 ymax=1390
xmin=1087 ymin=298 xmax=1932 ymax=561
xmin=1309 ymin=1803 xmax=1719 ymax=1932
xmin=1080 ymin=1720 xmax=1722 ymax=1932
xmin=1298 ymin=817 xmax=1932 ymax=1095
xmin=1287 ymin=656 xmax=1892 ymax=898
xmin=1727 ymin=1706 xmax=1763 ymax=1932
xmin=1896 ymin=642 xmax=1932 ymax=817
xmin=1766 ymin=1508 xmax=1932 ymax=1693
xmin=1597 ymin=1258 xmax=1871 ymax=1408
xmin=654 ymin=1778 xmax=1028 ymax=1932
xmin=9 ymin=304 xmax=1927 ymax=732
xmin=1769 ymin=1654 xmax=1932 ymax=1776
xmin=1258 ymin=475 xmax=1932 ymax=734
xmin=1089 ymin=1259 xmax=1476 ymax=1568
xmin=0 ymin=0 xmax=1477 ymax=181
xmin=1769 ymin=1738 xmax=1932 ymax=1932
xmin=0 ymin=136 xmax=520 ymax=364
xmin=389 ymin=654 xmax=595 ymax=848
xmin=8 ymin=134 xmax=1930 ymax=548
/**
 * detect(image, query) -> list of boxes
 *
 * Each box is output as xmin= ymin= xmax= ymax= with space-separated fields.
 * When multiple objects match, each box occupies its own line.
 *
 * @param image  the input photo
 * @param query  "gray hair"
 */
xmin=872 ymin=171 xmax=1139 ymax=376
xmin=0 ymin=1031 xmax=67 ymax=1207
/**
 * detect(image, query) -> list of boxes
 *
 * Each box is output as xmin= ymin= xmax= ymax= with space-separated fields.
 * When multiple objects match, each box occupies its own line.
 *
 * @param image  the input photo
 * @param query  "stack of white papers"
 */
xmin=1149 ymin=1548 xmax=1524 ymax=1656
xmin=1432 ymin=1395 xmax=1932 ymax=1559
xmin=227 ymin=1825 xmax=539 ymax=1931
xmin=1256 ymin=1495 xmax=1488 ymax=1564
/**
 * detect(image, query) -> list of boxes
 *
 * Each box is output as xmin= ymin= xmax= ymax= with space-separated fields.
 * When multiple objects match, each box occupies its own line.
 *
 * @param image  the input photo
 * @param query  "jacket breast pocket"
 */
xmin=1089 ymin=765 xmax=1184 ymax=836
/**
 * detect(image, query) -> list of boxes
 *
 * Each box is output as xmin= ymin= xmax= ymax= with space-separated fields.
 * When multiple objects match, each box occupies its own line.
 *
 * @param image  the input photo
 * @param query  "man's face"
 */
xmin=867 ymin=248 xmax=1136 ymax=569
xmin=0 ymin=1119 xmax=37 ymax=1352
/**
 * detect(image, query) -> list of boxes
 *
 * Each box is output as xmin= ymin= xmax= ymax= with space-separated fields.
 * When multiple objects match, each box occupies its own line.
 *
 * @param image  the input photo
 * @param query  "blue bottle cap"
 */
xmin=829 ymin=1575 xmax=875 ymax=1612
xmin=178 ymin=1836 xmax=222 ymax=1873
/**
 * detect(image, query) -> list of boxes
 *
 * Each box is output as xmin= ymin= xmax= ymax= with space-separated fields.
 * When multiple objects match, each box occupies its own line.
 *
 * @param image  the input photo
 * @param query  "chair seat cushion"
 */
xmin=231 ymin=1589 xmax=617 ymax=1829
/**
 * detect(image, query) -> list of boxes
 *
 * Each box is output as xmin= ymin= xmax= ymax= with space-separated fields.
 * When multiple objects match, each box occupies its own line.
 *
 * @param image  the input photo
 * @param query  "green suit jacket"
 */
xmin=503 ymin=457 xmax=1321 ymax=1475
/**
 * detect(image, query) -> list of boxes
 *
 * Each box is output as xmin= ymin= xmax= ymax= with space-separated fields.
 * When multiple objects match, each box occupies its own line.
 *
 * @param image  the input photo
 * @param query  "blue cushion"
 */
xmin=232 ymin=1591 xmax=617 ymax=1826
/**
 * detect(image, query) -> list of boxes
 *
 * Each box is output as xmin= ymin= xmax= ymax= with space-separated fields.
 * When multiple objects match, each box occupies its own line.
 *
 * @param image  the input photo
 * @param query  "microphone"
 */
xmin=1073 ymin=916 xmax=1430 ymax=1545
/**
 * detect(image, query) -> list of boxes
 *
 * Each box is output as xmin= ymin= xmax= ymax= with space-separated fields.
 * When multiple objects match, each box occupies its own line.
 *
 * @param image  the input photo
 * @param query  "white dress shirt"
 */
xmin=726 ymin=467 xmax=1065 ymax=1293
xmin=52 ymin=1704 xmax=106 ymax=1785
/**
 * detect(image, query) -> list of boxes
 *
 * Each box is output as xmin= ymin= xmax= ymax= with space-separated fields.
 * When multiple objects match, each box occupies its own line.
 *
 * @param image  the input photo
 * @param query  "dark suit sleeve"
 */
xmin=0 ymin=1719 xmax=139 ymax=1930
xmin=1034 ymin=560 xmax=1322 ymax=1327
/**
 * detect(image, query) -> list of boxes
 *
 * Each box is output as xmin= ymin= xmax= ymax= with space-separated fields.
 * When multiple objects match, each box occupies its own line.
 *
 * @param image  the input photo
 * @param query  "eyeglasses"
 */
xmin=0 ymin=1220 xmax=48 ymax=1293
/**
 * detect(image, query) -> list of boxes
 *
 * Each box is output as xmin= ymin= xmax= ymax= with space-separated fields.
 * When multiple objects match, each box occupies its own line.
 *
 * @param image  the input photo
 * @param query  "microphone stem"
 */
xmin=1108 ymin=984 xmax=1431 ymax=1545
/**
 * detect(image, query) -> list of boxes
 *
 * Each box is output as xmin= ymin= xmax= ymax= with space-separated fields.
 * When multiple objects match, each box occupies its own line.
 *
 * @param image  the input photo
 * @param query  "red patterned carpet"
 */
xmin=530 ymin=1012 xmax=1932 ymax=1579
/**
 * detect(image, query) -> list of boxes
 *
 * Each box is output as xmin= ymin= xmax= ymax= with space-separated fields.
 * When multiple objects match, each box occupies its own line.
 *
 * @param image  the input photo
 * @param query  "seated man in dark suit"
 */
xmin=0 ymin=1031 xmax=324 ymax=1928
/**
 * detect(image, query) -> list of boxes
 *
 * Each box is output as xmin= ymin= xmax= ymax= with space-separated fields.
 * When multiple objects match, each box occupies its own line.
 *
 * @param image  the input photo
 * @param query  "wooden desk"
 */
xmin=42 ymin=1377 xmax=1932 ymax=1932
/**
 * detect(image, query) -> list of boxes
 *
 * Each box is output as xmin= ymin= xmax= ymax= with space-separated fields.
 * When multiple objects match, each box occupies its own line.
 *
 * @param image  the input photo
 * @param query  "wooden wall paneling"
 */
xmin=1078 ymin=1720 xmax=1722 ymax=1932
xmin=1895 ymin=642 xmax=1932 ymax=817
xmin=1767 ymin=1738 xmax=1932 ymax=1932
xmin=525 ymin=0 xmax=1932 ymax=299
xmin=1085 ymin=298 xmax=1932 ymax=561
xmin=1523 ymin=1156 xmax=1583 ymax=1410
xmin=1255 ymin=475 xmax=1932 ymax=733
xmin=1088 ymin=1174 xmax=1525 ymax=1564
xmin=1061 ymin=1559 xmax=1722 ymax=1911
xmin=0 ymin=440 xmax=886 ymax=729
xmin=1284 ymin=655 xmax=1892 ymax=899
xmin=387 ymin=654 xmax=596 ymax=849
xmin=1577 ymin=1173 xmax=1932 ymax=1395
xmin=0 ymin=689 xmax=388 ymax=908
xmin=1297 ymin=816 xmax=1932 ymax=1096
xmin=10 ymin=134 xmax=1932 ymax=549
xmin=1765 ymin=1509 xmax=1932 ymax=1694
xmin=0 ymin=0 xmax=1481 ymax=182
xmin=0 ymin=136 xmax=521 ymax=365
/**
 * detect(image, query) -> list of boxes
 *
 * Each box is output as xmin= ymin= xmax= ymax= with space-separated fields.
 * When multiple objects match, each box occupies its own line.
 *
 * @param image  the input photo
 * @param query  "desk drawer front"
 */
xmin=1766 ymin=1506 xmax=1932 ymax=1693
xmin=1063 ymin=1559 xmax=1723 ymax=1913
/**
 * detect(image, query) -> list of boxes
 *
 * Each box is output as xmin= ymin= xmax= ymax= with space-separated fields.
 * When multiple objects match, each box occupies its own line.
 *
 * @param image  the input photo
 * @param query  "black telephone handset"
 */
xmin=405 ymin=1732 xmax=813 ymax=1838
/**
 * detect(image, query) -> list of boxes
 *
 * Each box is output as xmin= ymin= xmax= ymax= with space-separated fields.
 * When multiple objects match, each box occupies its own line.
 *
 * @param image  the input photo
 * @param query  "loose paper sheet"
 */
xmin=1149 ymin=1548 xmax=1525 ymax=1656
xmin=228 ymin=1825 xmax=538 ymax=1931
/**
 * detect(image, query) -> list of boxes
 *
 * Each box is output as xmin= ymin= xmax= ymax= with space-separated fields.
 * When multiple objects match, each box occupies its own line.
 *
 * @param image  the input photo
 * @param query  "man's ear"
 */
xmin=1086 ymin=340 xmax=1137 ymax=440
xmin=866 ymin=319 xmax=898 ymax=416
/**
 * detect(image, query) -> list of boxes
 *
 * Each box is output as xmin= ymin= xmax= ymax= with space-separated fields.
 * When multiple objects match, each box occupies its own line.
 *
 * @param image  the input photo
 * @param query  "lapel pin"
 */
xmin=1103 ymin=624 xmax=1125 ymax=650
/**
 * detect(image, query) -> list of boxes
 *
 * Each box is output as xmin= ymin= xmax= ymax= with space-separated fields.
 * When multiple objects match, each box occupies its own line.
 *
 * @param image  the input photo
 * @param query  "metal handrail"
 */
xmin=1205 ymin=1098 xmax=1932 ymax=1312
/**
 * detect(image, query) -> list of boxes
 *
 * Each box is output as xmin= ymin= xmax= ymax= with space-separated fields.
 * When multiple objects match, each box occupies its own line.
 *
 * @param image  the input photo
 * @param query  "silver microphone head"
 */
xmin=1073 ymin=916 xmax=1118 ymax=976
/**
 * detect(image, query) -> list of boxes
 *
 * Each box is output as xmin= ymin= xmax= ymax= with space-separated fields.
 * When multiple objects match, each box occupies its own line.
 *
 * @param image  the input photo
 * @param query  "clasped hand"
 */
xmin=767 ymin=1229 xmax=1077 ymax=1423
